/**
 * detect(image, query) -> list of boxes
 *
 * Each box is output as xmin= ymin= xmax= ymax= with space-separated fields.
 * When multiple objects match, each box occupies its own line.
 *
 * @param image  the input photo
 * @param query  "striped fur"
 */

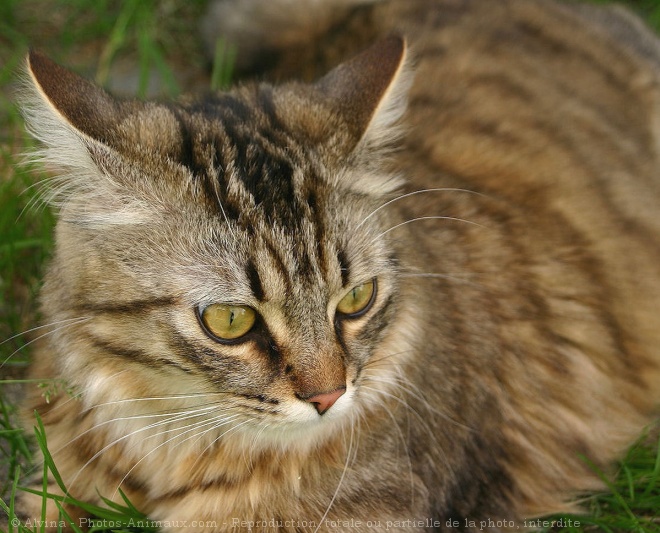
xmin=19 ymin=0 xmax=660 ymax=531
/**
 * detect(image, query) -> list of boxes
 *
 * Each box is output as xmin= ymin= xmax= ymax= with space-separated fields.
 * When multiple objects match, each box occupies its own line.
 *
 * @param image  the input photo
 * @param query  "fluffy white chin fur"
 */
xmin=229 ymin=386 xmax=357 ymax=453
xmin=79 ymin=363 xmax=358 ymax=463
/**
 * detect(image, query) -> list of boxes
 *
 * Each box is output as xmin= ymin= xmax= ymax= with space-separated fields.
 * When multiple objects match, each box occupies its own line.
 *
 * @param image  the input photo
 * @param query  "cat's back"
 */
xmin=394 ymin=0 xmax=660 ymax=208
xmin=395 ymin=0 xmax=660 ymax=371
xmin=209 ymin=0 xmax=660 ymax=388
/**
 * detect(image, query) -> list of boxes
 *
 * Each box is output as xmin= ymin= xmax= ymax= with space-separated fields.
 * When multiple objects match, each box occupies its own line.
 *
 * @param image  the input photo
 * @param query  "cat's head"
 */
xmin=23 ymin=37 xmax=420 ymax=450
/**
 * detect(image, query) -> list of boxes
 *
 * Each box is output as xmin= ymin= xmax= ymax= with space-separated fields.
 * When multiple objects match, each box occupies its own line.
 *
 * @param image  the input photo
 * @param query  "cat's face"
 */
xmin=25 ymin=39 xmax=417 ymax=449
xmin=69 ymin=112 xmax=401 ymax=439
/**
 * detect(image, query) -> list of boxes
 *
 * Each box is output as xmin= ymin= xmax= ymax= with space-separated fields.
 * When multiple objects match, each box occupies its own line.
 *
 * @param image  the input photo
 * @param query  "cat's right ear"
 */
xmin=26 ymin=49 xmax=121 ymax=143
xmin=21 ymin=51 xmax=153 ymax=226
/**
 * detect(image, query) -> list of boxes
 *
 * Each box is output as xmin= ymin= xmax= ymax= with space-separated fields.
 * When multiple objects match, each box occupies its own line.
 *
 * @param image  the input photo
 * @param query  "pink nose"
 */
xmin=306 ymin=388 xmax=346 ymax=415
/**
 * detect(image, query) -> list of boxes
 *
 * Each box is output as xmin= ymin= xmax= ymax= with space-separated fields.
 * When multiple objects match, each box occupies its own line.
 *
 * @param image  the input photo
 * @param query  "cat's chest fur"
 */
xmin=45 ymin=375 xmax=423 ymax=530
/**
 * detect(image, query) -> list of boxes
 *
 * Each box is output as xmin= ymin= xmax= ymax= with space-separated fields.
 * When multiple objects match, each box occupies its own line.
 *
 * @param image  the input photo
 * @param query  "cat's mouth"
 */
xmin=222 ymin=384 xmax=356 ymax=451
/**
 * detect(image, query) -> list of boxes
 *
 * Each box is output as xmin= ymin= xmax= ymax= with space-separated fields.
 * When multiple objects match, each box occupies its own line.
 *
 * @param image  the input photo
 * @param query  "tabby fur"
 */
xmin=18 ymin=0 xmax=660 ymax=531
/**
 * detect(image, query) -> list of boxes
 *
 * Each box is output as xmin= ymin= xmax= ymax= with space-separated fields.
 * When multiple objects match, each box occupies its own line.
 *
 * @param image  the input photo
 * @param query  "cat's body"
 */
xmin=18 ymin=0 xmax=660 ymax=531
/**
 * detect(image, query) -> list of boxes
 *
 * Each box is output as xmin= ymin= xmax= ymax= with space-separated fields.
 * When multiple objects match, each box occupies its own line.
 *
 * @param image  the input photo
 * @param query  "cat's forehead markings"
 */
xmin=255 ymin=85 xmax=286 ymax=131
xmin=337 ymin=248 xmax=351 ymax=288
xmin=168 ymin=105 xmax=210 ymax=182
xmin=170 ymin=96 xmax=319 ymax=235
xmin=245 ymin=259 xmax=266 ymax=302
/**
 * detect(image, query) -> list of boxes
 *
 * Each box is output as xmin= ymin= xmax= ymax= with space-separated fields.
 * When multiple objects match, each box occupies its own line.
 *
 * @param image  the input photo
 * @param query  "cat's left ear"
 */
xmin=315 ymin=35 xmax=411 ymax=156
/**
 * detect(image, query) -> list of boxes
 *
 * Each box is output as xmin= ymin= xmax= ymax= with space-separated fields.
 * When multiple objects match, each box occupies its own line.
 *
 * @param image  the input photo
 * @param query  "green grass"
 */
xmin=543 ymin=431 xmax=660 ymax=533
xmin=1 ymin=1 xmax=660 ymax=532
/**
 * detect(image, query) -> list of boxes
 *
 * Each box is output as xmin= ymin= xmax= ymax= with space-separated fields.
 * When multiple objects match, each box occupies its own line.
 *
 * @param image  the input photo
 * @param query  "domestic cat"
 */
xmin=17 ymin=0 xmax=660 ymax=531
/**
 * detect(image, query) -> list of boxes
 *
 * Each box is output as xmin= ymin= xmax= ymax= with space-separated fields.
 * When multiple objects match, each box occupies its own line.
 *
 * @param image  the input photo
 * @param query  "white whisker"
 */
xmin=0 ymin=316 xmax=91 ymax=369
xmin=364 ymin=374 xmax=473 ymax=432
xmin=0 ymin=316 xmax=87 ymax=347
xmin=356 ymin=187 xmax=486 ymax=230
xmin=87 ymin=392 xmax=229 ymax=410
xmin=67 ymin=407 xmax=240 ymax=494
xmin=364 ymin=388 xmax=414 ymax=487
xmin=361 ymin=384 xmax=455 ymax=480
xmin=399 ymin=271 xmax=490 ymax=290
xmin=314 ymin=423 xmax=354 ymax=533
xmin=371 ymin=216 xmax=487 ymax=243
xmin=211 ymin=173 xmax=237 ymax=241
xmin=67 ymin=407 xmax=219 ymax=468
xmin=55 ymin=403 xmax=223 ymax=454
xmin=243 ymin=420 xmax=271 ymax=472
xmin=186 ymin=415 xmax=256 ymax=473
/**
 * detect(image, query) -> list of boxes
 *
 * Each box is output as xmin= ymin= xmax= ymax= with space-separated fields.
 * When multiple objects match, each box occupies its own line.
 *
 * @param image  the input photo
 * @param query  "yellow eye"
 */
xmin=336 ymin=279 xmax=376 ymax=317
xmin=198 ymin=304 xmax=256 ymax=342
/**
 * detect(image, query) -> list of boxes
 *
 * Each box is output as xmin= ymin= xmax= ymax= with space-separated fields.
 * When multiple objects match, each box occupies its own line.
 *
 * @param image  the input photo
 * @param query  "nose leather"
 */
xmin=305 ymin=388 xmax=346 ymax=415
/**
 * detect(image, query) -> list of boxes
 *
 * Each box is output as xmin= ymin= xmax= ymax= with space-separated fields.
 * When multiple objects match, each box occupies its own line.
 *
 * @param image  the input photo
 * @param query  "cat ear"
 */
xmin=315 ymin=35 xmax=411 ymax=156
xmin=22 ymin=51 xmax=154 ymax=225
xmin=26 ymin=49 xmax=121 ymax=143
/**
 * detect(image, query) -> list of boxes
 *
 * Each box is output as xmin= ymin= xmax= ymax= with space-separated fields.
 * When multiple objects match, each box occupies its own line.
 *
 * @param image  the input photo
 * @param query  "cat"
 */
xmin=16 ymin=0 xmax=660 ymax=531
